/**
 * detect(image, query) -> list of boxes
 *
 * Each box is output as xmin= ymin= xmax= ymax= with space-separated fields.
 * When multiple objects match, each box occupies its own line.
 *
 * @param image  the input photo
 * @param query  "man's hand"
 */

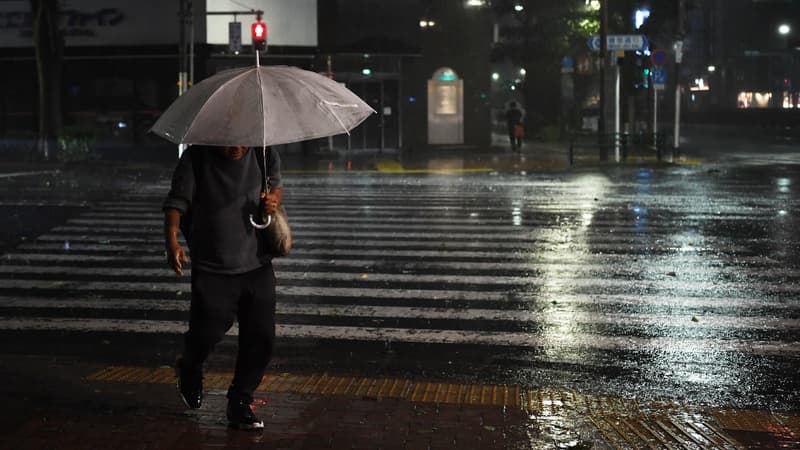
xmin=167 ymin=241 xmax=188 ymax=276
xmin=262 ymin=188 xmax=283 ymax=215
xmin=164 ymin=208 xmax=188 ymax=276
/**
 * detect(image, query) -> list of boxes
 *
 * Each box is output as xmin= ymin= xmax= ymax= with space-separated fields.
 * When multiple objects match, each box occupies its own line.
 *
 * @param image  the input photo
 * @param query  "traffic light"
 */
xmin=642 ymin=67 xmax=650 ymax=88
xmin=252 ymin=21 xmax=267 ymax=51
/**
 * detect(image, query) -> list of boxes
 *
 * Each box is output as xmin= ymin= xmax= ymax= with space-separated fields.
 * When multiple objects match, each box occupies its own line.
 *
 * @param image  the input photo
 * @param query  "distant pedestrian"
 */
xmin=505 ymin=102 xmax=524 ymax=152
xmin=163 ymin=144 xmax=283 ymax=430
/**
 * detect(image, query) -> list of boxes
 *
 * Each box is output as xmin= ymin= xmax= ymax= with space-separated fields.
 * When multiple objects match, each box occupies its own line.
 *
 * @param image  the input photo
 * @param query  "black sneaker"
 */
xmin=175 ymin=357 xmax=202 ymax=409
xmin=226 ymin=400 xmax=264 ymax=430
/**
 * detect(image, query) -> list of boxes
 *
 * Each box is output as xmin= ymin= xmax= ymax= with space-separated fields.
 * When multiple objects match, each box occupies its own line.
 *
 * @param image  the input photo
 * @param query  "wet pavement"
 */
xmin=0 ymin=128 xmax=799 ymax=449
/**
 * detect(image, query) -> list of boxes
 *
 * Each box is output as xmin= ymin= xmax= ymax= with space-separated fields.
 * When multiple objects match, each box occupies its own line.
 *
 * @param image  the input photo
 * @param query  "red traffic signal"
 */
xmin=251 ymin=21 xmax=267 ymax=51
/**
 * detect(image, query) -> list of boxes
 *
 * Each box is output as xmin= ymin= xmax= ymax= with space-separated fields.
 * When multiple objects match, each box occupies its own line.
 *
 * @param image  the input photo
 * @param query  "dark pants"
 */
xmin=183 ymin=264 xmax=276 ymax=404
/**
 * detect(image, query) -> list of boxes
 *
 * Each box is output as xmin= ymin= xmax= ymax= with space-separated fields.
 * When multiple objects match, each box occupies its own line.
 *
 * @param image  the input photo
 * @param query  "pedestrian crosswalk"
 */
xmin=1 ymin=172 xmax=799 ymax=361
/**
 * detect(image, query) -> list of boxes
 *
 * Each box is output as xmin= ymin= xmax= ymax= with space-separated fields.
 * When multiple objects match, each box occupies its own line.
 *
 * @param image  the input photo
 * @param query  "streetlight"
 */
xmin=491 ymin=72 xmax=500 ymax=81
xmin=707 ymin=65 xmax=716 ymax=73
xmin=514 ymin=4 xmax=524 ymax=12
xmin=779 ymin=24 xmax=791 ymax=35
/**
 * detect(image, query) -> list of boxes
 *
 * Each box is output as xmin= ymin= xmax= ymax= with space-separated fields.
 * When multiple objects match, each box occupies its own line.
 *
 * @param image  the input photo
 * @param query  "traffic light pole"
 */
xmin=653 ymin=82 xmax=658 ymax=146
xmin=598 ymin=0 xmax=608 ymax=160
xmin=614 ymin=56 xmax=621 ymax=161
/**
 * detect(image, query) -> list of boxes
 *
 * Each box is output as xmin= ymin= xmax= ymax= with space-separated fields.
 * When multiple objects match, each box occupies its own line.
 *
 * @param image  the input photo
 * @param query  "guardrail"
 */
xmin=568 ymin=131 xmax=674 ymax=166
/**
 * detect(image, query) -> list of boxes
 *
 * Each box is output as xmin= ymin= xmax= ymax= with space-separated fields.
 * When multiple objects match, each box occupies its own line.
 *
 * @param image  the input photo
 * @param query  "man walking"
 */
xmin=163 ymin=145 xmax=283 ymax=430
xmin=505 ymin=101 xmax=524 ymax=152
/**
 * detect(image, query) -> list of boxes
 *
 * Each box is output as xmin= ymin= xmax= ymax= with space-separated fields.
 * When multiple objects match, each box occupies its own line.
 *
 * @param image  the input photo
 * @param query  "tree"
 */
xmin=31 ymin=0 xmax=63 ymax=160
xmin=490 ymin=0 xmax=600 ymax=133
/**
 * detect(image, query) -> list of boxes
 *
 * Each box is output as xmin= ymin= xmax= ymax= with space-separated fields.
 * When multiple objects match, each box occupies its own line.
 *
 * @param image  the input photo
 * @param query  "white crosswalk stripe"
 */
xmin=1 ymin=174 xmax=798 ymax=360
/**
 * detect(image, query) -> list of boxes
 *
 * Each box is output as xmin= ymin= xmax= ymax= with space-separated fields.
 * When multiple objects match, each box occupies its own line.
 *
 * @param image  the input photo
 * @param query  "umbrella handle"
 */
xmin=249 ymin=213 xmax=272 ymax=229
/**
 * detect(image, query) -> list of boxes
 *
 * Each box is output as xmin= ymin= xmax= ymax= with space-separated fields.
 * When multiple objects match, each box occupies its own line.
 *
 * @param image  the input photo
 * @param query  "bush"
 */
xmin=58 ymin=127 xmax=96 ymax=162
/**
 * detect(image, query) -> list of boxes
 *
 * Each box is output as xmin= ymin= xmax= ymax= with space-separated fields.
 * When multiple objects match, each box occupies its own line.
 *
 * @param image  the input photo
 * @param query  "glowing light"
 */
xmin=491 ymin=72 xmax=500 ymax=81
xmin=519 ymin=68 xmax=527 ymax=76
xmin=778 ymin=24 xmax=791 ymax=35
xmin=707 ymin=65 xmax=716 ymax=72
xmin=635 ymin=9 xmax=650 ymax=29
xmin=514 ymin=4 xmax=524 ymax=11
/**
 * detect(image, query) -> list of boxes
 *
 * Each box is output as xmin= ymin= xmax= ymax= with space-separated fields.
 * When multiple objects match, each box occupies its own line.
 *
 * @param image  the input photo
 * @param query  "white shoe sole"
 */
xmin=229 ymin=421 xmax=264 ymax=430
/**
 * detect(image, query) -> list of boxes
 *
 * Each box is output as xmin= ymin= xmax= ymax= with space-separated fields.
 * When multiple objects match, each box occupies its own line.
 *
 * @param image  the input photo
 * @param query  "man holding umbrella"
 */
xmin=163 ymin=144 xmax=282 ymax=430
xmin=151 ymin=63 xmax=374 ymax=429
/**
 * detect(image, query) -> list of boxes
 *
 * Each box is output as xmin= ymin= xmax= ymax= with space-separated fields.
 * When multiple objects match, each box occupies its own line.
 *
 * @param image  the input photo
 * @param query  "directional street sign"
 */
xmin=588 ymin=34 xmax=648 ymax=52
xmin=228 ymin=21 xmax=242 ymax=53
xmin=652 ymin=67 xmax=667 ymax=89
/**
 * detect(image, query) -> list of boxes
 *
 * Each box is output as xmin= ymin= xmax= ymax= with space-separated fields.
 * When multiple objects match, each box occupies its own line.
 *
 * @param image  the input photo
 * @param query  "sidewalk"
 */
xmin=1 ymin=358 xmax=797 ymax=449
xmin=278 ymin=141 xmax=573 ymax=174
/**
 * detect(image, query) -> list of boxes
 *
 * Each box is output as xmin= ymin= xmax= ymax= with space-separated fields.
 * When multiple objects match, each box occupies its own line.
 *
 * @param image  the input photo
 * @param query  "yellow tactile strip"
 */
xmin=86 ymin=365 xmax=797 ymax=448
xmin=591 ymin=414 xmax=742 ymax=449
xmin=85 ymin=366 xmax=519 ymax=407
xmin=523 ymin=388 xmax=643 ymax=417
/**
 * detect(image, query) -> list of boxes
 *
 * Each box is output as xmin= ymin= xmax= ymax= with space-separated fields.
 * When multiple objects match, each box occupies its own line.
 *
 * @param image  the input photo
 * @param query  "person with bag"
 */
xmin=162 ymin=144 xmax=283 ymax=430
xmin=505 ymin=101 xmax=525 ymax=152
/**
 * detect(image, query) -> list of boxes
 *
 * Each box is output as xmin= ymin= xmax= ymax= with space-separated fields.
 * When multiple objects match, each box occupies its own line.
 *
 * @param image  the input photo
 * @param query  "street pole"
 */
xmin=188 ymin=0 xmax=194 ymax=89
xmin=598 ymin=0 xmax=608 ymax=160
xmin=614 ymin=59 xmax=621 ymax=161
xmin=653 ymin=84 xmax=658 ymax=146
xmin=673 ymin=0 xmax=685 ymax=155
xmin=674 ymin=41 xmax=683 ymax=154
xmin=177 ymin=0 xmax=187 ymax=158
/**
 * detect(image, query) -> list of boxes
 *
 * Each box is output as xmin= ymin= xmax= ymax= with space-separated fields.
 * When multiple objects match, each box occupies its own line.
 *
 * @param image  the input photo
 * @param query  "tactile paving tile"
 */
xmin=590 ymin=413 xmax=742 ymax=449
xmin=86 ymin=366 xmax=519 ymax=407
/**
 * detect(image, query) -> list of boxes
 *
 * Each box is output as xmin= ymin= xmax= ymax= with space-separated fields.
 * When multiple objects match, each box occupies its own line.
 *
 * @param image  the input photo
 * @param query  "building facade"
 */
xmin=1 ymin=0 xmax=493 ymax=159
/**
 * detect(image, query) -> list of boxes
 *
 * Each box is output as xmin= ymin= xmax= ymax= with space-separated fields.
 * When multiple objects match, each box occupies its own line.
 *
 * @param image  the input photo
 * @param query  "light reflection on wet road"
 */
xmin=0 ymin=161 xmax=798 ymax=412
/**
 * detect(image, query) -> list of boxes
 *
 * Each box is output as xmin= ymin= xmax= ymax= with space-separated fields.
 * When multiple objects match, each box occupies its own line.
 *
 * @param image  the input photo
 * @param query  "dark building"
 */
xmin=1 ymin=0 xmax=494 ymax=160
xmin=685 ymin=0 xmax=800 ymax=111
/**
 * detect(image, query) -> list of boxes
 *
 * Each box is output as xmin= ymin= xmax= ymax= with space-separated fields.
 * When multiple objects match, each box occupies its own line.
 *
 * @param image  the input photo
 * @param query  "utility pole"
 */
xmin=178 ymin=0 xmax=187 ymax=97
xmin=177 ymin=0 xmax=187 ymax=158
xmin=598 ymin=0 xmax=609 ymax=160
xmin=673 ymin=0 xmax=686 ymax=155
xmin=188 ymin=0 xmax=194 ymax=89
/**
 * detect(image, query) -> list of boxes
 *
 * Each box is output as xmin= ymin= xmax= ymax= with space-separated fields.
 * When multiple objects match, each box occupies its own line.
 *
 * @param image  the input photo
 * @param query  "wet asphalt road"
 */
xmin=0 ymin=147 xmax=798 ymax=415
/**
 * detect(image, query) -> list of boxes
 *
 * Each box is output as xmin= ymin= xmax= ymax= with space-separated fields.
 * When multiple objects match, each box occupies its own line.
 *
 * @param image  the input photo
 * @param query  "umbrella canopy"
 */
xmin=150 ymin=65 xmax=375 ymax=147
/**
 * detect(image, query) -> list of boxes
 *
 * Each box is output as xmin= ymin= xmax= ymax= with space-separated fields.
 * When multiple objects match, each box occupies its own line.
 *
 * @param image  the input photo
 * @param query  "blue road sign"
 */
xmin=588 ymin=34 xmax=648 ymax=51
xmin=652 ymin=67 xmax=667 ymax=85
xmin=588 ymin=36 xmax=601 ymax=51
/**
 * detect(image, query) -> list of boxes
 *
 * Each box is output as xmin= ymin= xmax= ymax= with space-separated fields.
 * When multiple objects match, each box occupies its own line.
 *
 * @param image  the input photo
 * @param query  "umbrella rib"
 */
xmin=182 ymin=68 xmax=254 ymax=144
xmin=255 ymin=66 xmax=267 ymax=149
xmin=278 ymin=71 xmax=366 ymax=136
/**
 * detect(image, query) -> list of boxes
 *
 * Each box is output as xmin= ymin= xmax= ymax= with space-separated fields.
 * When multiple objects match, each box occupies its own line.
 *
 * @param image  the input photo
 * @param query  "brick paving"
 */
xmin=1 ymin=359 xmax=799 ymax=449
xmin=0 ymin=388 xmax=549 ymax=450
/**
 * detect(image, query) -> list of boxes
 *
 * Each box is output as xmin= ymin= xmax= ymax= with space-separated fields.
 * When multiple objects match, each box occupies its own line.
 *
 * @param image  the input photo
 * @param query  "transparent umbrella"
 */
xmin=150 ymin=65 xmax=375 ymax=148
xmin=151 ymin=65 xmax=374 ymax=229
